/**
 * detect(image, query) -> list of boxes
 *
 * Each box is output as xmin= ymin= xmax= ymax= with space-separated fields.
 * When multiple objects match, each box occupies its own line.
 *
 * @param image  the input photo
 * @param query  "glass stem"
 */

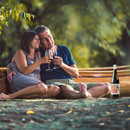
xmin=48 ymin=63 xmax=50 ymax=69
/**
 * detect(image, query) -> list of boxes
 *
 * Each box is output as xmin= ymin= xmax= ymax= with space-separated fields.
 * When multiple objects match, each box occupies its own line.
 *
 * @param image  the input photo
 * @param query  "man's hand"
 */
xmin=7 ymin=71 xmax=16 ymax=84
xmin=53 ymin=56 xmax=79 ymax=78
xmin=52 ymin=56 xmax=64 ymax=68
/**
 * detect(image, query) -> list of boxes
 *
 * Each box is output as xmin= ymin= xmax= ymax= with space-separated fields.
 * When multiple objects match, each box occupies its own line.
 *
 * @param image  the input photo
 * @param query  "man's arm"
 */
xmin=61 ymin=63 xmax=79 ymax=78
xmin=7 ymin=63 xmax=16 ymax=83
xmin=53 ymin=56 xmax=79 ymax=78
xmin=7 ymin=63 xmax=13 ymax=74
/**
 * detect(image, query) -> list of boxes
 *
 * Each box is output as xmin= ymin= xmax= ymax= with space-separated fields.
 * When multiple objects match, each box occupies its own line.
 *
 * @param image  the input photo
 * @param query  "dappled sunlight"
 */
xmin=0 ymin=0 xmax=130 ymax=67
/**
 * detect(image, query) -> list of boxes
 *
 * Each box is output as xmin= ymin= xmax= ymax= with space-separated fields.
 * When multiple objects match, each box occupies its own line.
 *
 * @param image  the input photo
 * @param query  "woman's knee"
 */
xmin=36 ymin=83 xmax=48 ymax=94
xmin=48 ymin=85 xmax=60 ymax=96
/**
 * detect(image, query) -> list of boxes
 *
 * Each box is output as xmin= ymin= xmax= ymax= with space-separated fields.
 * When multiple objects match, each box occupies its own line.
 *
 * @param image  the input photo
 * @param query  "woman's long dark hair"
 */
xmin=21 ymin=30 xmax=39 ymax=54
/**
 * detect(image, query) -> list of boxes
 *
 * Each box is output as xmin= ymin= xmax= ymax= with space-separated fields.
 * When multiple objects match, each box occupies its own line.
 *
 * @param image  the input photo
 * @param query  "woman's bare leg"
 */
xmin=0 ymin=83 xmax=47 ymax=100
xmin=12 ymin=94 xmax=42 ymax=99
xmin=15 ymin=84 xmax=60 ymax=99
xmin=39 ymin=84 xmax=60 ymax=98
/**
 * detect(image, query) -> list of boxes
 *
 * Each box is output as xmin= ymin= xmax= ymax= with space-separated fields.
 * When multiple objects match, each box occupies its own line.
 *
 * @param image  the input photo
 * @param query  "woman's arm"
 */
xmin=38 ymin=73 xmax=41 ymax=80
xmin=14 ymin=50 xmax=52 ymax=75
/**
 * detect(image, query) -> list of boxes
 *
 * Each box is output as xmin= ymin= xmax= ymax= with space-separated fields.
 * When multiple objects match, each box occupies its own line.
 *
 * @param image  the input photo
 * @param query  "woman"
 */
xmin=0 ymin=30 xmax=60 ymax=100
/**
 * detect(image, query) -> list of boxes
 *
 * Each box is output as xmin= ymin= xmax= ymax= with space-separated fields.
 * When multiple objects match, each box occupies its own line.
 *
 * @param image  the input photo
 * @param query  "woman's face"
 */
xmin=29 ymin=34 xmax=40 ymax=49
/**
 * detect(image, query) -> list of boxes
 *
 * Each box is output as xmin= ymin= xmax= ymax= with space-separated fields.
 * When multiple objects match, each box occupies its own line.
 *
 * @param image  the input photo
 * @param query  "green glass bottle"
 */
xmin=111 ymin=64 xmax=120 ymax=98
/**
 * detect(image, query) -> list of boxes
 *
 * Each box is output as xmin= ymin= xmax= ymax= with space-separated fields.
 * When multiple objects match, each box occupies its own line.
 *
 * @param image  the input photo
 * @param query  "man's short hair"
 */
xmin=34 ymin=25 xmax=50 ymax=35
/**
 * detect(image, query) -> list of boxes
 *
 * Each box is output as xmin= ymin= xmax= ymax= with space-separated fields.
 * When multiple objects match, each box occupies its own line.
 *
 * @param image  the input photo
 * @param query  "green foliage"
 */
xmin=0 ymin=0 xmax=130 ymax=67
xmin=0 ymin=0 xmax=35 ymax=34
xmin=49 ymin=0 xmax=130 ymax=67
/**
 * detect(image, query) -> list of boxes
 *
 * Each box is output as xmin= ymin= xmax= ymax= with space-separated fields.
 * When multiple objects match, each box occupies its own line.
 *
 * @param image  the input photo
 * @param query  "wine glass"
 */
xmin=53 ymin=51 xmax=60 ymax=69
xmin=45 ymin=49 xmax=53 ymax=71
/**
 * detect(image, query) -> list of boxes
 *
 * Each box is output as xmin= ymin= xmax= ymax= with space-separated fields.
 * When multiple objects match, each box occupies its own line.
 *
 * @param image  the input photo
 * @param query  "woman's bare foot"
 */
xmin=79 ymin=82 xmax=92 ymax=98
xmin=0 ymin=93 xmax=11 ymax=100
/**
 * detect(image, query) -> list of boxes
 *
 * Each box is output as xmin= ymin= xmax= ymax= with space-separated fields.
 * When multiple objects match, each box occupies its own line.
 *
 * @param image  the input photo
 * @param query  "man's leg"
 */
xmin=57 ymin=82 xmax=110 ymax=99
xmin=87 ymin=83 xmax=111 ymax=98
xmin=46 ymin=79 xmax=110 ymax=99
xmin=56 ymin=83 xmax=91 ymax=99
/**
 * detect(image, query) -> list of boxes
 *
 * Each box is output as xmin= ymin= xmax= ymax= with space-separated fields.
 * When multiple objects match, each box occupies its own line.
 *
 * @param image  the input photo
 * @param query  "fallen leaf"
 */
xmin=127 ymin=118 xmax=130 ymax=120
xmin=66 ymin=110 xmax=72 ymax=114
xmin=117 ymin=105 xmax=124 ymax=107
xmin=105 ymin=111 xmax=111 ymax=114
xmin=26 ymin=110 xmax=35 ymax=114
xmin=118 ymin=110 xmax=124 ymax=113
xmin=75 ymin=124 xmax=81 ymax=127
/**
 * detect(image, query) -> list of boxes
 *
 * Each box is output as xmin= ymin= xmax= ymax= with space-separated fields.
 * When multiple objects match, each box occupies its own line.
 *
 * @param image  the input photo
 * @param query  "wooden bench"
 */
xmin=73 ymin=65 xmax=130 ymax=97
xmin=0 ymin=65 xmax=130 ymax=97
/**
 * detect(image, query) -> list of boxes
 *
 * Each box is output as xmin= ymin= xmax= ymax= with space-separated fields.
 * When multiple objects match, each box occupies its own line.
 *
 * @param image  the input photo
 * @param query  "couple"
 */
xmin=0 ymin=25 xmax=111 ymax=100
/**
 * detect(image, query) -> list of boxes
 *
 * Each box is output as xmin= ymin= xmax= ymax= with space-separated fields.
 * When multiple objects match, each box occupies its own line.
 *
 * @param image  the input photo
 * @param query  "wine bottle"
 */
xmin=111 ymin=64 xmax=120 ymax=98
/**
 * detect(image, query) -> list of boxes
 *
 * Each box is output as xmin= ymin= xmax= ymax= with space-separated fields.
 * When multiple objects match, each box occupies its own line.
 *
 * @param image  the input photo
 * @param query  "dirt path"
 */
xmin=0 ymin=97 xmax=130 ymax=130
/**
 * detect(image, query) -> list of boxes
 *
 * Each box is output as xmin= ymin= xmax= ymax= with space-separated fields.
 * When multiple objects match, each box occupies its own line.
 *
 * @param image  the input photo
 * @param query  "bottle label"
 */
xmin=111 ymin=84 xmax=120 ymax=94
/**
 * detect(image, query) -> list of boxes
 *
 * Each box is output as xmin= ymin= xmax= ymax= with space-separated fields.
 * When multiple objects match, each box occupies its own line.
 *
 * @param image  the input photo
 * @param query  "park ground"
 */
xmin=0 ymin=97 xmax=130 ymax=130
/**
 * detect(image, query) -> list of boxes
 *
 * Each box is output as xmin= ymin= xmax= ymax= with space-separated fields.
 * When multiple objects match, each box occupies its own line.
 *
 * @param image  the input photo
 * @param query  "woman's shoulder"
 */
xmin=14 ymin=49 xmax=26 ymax=59
xmin=12 ymin=49 xmax=25 ymax=62
xmin=15 ymin=49 xmax=25 ymax=55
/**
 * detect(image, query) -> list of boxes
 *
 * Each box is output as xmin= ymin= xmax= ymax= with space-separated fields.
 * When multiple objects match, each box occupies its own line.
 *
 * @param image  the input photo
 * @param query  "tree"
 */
xmin=0 ymin=0 xmax=35 ymax=34
xmin=0 ymin=0 xmax=35 ymax=66
xmin=1 ymin=0 xmax=130 ymax=67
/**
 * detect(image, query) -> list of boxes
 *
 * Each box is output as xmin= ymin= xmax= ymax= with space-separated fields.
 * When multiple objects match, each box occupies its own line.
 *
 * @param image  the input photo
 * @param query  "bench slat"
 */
xmin=78 ymin=65 xmax=130 ymax=71
xmin=79 ymin=69 xmax=130 ymax=77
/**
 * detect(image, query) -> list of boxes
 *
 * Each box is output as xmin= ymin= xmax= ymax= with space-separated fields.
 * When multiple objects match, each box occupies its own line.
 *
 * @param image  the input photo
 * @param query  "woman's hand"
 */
xmin=40 ymin=54 xmax=53 ymax=64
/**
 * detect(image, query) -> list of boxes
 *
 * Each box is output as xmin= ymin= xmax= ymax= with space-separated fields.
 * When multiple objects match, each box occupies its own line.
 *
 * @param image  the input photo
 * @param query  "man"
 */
xmin=34 ymin=25 xmax=111 ymax=99
xmin=7 ymin=25 xmax=111 ymax=99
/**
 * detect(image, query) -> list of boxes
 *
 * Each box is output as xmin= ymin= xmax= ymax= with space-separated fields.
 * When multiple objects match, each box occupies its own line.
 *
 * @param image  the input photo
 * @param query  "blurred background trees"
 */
xmin=0 ymin=0 xmax=130 ymax=68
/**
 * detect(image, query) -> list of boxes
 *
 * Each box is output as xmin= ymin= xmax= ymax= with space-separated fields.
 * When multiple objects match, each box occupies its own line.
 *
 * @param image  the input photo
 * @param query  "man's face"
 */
xmin=39 ymin=30 xmax=54 ymax=50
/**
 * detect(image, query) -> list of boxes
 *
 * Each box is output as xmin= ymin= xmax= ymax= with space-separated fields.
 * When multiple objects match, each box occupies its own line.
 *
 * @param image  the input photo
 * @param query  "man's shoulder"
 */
xmin=58 ymin=45 xmax=69 ymax=50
